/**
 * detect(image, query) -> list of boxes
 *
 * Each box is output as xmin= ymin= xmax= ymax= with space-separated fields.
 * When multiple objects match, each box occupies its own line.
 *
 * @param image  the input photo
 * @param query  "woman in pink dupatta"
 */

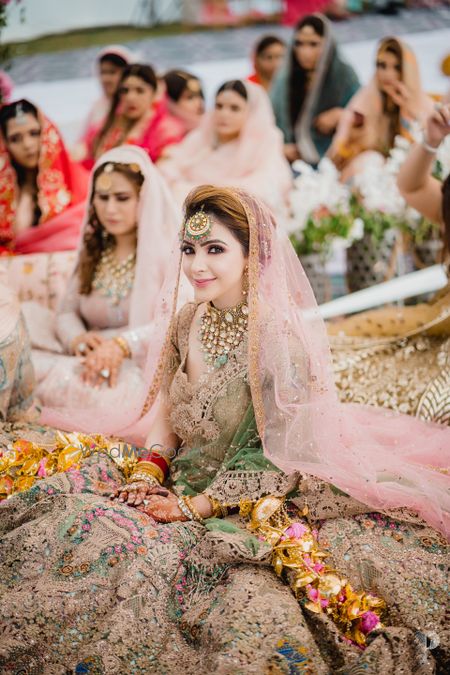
xmin=158 ymin=79 xmax=292 ymax=222
xmin=329 ymin=36 xmax=434 ymax=181
xmin=82 ymin=64 xmax=184 ymax=170
xmin=0 ymin=100 xmax=88 ymax=254
xmin=29 ymin=145 xmax=183 ymax=425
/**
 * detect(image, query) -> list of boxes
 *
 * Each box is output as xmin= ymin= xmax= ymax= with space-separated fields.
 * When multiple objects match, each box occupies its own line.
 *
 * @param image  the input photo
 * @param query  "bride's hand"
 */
xmin=138 ymin=493 xmax=214 ymax=523
xmin=137 ymin=491 xmax=187 ymax=523
xmin=110 ymin=481 xmax=169 ymax=506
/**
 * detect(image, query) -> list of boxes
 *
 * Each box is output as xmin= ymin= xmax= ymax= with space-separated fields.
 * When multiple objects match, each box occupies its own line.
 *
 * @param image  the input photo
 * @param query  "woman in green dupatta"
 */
xmin=270 ymin=13 xmax=360 ymax=165
xmin=0 ymin=185 xmax=448 ymax=674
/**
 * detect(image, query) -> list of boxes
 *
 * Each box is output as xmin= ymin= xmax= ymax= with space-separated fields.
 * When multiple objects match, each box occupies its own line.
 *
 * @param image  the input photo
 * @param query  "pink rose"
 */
xmin=360 ymin=611 xmax=380 ymax=634
xmin=307 ymin=587 xmax=319 ymax=602
xmin=284 ymin=522 xmax=308 ymax=540
xmin=37 ymin=458 xmax=48 ymax=478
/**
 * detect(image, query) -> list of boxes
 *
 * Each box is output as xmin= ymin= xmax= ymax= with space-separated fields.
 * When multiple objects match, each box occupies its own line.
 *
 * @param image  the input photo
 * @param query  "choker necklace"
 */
xmin=92 ymin=248 xmax=136 ymax=306
xmin=199 ymin=301 xmax=248 ymax=369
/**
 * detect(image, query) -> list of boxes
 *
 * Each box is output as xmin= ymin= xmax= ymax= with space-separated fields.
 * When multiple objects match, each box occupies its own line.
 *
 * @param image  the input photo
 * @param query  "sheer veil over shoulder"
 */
xmin=135 ymin=187 xmax=450 ymax=538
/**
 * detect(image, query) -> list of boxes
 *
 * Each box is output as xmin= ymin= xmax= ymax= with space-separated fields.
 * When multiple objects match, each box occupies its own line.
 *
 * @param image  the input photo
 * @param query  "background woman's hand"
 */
xmin=314 ymin=107 xmax=342 ymax=135
xmin=425 ymin=103 xmax=450 ymax=148
xmin=383 ymin=81 xmax=411 ymax=113
xmin=81 ymin=339 xmax=125 ymax=388
xmin=284 ymin=143 xmax=300 ymax=163
xmin=71 ymin=331 xmax=104 ymax=356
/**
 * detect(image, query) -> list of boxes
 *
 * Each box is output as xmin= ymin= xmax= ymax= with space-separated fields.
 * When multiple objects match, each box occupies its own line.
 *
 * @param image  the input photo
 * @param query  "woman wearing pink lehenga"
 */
xmin=0 ymin=100 xmax=88 ymax=254
xmin=158 ymin=79 xmax=292 ymax=222
xmin=25 ymin=145 xmax=183 ymax=426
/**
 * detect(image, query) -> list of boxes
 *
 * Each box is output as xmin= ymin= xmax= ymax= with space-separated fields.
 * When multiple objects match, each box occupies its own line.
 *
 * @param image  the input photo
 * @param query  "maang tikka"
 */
xmin=184 ymin=207 xmax=212 ymax=243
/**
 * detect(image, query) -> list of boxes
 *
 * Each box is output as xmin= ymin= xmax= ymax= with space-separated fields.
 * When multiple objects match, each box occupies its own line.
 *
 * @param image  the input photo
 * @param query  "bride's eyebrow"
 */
xmin=199 ymin=239 xmax=227 ymax=247
xmin=181 ymin=239 xmax=227 ymax=247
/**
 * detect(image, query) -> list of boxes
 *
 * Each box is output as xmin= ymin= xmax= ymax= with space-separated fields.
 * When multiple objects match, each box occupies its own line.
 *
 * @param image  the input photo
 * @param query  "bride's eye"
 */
xmin=208 ymin=245 xmax=224 ymax=254
xmin=181 ymin=244 xmax=194 ymax=255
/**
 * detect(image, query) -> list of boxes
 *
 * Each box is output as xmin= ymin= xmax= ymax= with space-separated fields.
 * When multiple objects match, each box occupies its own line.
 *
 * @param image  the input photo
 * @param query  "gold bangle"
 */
xmin=206 ymin=495 xmax=227 ymax=518
xmin=113 ymin=336 xmax=131 ymax=358
xmin=137 ymin=461 xmax=165 ymax=484
xmin=130 ymin=462 xmax=164 ymax=485
xmin=183 ymin=495 xmax=204 ymax=523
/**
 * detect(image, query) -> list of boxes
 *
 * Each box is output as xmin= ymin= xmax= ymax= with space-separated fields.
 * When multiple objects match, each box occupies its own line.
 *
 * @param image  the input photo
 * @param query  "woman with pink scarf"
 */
xmin=158 ymin=79 xmax=292 ymax=222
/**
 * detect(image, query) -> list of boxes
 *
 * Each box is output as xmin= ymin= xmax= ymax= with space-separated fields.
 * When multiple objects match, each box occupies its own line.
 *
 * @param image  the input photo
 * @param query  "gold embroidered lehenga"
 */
xmin=329 ymin=284 xmax=450 ymax=423
xmin=0 ymin=302 xmax=448 ymax=673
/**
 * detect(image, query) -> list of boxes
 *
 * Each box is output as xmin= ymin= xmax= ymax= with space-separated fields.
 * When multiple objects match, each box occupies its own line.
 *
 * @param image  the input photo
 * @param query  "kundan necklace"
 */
xmin=199 ymin=300 xmax=248 ymax=369
xmin=92 ymin=247 xmax=136 ymax=306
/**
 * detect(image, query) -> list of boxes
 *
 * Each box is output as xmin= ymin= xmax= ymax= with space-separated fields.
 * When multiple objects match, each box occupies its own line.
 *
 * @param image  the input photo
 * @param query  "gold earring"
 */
xmin=242 ymin=265 xmax=249 ymax=298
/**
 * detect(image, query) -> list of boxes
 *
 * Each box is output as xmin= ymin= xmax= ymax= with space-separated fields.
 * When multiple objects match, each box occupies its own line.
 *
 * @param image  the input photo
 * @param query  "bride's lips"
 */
xmin=193 ymin=278 xmax=216 ymax=288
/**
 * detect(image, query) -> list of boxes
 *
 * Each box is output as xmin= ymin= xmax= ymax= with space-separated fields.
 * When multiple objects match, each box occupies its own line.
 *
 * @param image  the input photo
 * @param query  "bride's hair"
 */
xmin=78 ymin=161 xmax=145 ymax=294
xmin=183 ymin=184 xmax=250 ymax=255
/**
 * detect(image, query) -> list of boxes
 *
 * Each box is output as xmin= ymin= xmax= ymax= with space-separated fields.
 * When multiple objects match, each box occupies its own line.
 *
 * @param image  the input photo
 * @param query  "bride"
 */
xmin=0 ymin=185 xmax=448 ymax=673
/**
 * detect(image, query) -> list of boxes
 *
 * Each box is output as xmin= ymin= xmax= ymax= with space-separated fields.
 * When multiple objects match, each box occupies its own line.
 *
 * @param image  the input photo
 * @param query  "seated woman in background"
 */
xmin=329 ymin=104 xmax=450 ymax=424
xmin=26 ymin=145 xmax=181 ymax=429
xmin=163 ymin=70 xmax=205 ymax=137
xmin=247 ymin=34 xmax=286 ymax=92
xmin=328 ymin=36 xmax=433 ymax=182
xmin=270 ymin=13 xmax=359 ymax=165
xmin=73 ymin=45 xmax=135 ymax=161
xmin=158 ymin=79 xmax=292 ymax=222
xmin=0 ymin=268 xmax=35 ymax=422
xmin=82 ymin=64 xmax=184 ymax=169
xmin=0 ymin=100 xmax=88 ymax=254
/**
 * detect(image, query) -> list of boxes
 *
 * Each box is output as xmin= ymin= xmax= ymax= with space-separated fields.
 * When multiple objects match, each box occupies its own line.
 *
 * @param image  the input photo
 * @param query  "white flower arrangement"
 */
xmin=288 ymin=158 xmax=351 ymax=235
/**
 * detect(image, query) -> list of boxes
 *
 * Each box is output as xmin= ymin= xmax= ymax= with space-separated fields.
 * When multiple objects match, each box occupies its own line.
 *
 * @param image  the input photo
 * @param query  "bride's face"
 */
xmin=182 ymin=219 xmax=248 ymax=309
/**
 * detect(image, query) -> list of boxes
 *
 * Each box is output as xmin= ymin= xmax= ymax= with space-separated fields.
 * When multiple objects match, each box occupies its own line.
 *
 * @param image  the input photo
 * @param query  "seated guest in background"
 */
xmin=83 ymin=64 xmax=184 ymax=169
xmin=26 ymin=145 xmax=182 ymax=427
xmin=0 ymin=100 xmax=88 ymax=254
xmin=73 ymin=45 xmax=135 ymax=160
xmin=270 ymin=13 xmax=359 ymax=165
xmin=0 ymin=268 xmax=35 ymax=422
xmin=247 ymin=34 xmax=286 ymax=92
xmin=158 ymin=79 xmax=292 ymax=222
xmin=163 ymin=70 xmax=205 ymax=136
xmin=328 ymin=36 xmax=433 ymax=181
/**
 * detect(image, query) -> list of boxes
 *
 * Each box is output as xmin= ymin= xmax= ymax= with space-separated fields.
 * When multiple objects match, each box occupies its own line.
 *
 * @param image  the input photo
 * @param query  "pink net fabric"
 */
xmin=239 ymin=189 xmax=449 ymax=539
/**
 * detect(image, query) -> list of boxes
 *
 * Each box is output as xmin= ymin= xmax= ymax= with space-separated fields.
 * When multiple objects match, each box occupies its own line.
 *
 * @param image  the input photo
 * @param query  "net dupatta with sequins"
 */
xmin=238 ymin=189 xmax=449 ymax=539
